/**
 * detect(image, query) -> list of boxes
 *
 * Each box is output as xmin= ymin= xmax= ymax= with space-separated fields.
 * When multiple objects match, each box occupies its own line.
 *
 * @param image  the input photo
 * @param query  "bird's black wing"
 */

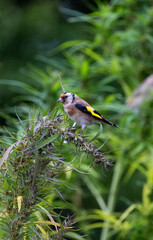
xmin=75 ymin=104 xmax=103 ymax=120
xmin=75 ymin=103 xmax=119 ymax=128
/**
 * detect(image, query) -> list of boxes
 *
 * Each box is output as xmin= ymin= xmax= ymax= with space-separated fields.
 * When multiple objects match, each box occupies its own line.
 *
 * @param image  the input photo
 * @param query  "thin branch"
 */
xmin=58 ymin=74 xmax=66 ymax=92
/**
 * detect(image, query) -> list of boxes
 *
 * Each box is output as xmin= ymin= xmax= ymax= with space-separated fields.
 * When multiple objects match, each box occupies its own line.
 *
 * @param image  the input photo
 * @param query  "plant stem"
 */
xmin=101 ymin=159 xmax=123 ymax=240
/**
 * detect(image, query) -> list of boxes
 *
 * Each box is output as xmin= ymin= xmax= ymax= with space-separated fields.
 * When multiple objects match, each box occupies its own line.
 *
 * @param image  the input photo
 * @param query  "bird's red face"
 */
xmin=57 ymin=92 xmax=75 ymax=105
xmin=57 ymin=93 xmax=68 ymax=104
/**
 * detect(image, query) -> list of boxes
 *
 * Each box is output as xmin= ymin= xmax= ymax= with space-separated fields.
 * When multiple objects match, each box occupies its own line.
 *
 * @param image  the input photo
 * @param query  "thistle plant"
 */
xmin=0 ymin=111 xmax=109 ymax=240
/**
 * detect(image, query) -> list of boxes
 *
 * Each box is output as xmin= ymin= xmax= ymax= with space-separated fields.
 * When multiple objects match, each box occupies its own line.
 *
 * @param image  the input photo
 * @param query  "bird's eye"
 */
xmin=62 ymin=96 xmax=68 ymax=100
xmin=62 ymin=96 xmax=68 ymax=102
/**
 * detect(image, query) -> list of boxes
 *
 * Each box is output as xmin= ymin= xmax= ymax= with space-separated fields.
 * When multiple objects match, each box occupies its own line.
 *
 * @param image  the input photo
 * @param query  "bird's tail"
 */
xmin=102 ymin=117 xmax=119 ymax=128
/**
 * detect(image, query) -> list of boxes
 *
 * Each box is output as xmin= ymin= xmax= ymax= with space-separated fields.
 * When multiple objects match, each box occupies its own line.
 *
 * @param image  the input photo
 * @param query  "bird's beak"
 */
xmin=57 ymin=98 xmax=62 ymax=102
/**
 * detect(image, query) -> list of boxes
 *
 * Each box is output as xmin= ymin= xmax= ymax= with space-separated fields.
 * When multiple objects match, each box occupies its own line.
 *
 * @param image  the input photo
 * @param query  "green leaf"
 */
xmin=4 ymin=179 xmax=9 ymax=192
xmin=37 ymin=134 xmax=59 ymax=149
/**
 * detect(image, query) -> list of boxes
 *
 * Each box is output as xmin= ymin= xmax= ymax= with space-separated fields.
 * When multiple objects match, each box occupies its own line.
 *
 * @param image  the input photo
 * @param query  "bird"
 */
xmin=57 ymin=92 xmax=119 ymax=134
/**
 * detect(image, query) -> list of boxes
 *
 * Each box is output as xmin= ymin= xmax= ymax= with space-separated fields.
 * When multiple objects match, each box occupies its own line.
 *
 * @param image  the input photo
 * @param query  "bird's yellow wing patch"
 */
xmin=86 ymin=106 xmax=102 ymax=119
xmin=75 ymin=104 xmax=103 ymax=120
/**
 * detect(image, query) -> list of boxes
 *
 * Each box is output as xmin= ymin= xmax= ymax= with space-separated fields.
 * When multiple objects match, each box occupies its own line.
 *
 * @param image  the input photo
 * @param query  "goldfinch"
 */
xmin=57 ymin=92 xmax=119 ymax=133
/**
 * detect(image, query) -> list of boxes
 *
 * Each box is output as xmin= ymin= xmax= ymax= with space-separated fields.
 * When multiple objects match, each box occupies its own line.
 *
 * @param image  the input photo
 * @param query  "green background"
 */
xmin=0 ymin=0 xmax=153 ymax=239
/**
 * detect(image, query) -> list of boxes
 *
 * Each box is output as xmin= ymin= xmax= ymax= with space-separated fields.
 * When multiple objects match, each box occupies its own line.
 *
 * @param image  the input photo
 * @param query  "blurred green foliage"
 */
xmin=1 ymin=113 xmax=107 ymax=239
xmin=1 ymin=0 xmax=153 ymax=239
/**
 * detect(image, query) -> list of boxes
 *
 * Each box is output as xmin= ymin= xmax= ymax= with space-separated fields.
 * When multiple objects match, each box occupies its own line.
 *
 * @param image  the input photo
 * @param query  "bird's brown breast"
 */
xmin=64 ymin=105 xmax=75 ymax=117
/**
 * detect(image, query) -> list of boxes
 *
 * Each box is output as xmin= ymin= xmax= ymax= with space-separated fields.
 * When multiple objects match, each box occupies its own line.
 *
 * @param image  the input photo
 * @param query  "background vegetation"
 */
xmin=0 ymin=0 xmax=153 ymax=239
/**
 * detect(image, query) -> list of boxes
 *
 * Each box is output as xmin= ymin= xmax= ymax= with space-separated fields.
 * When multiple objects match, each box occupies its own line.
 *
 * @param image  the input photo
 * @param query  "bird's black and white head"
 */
xmin=57 ymin=92 xmax=75 ymax=105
